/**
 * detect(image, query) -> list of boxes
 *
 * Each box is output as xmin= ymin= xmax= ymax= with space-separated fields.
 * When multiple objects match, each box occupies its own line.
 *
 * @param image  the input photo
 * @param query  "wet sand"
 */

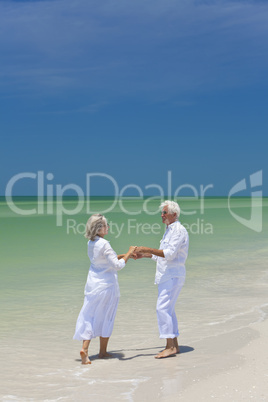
xmin=1 ymin=300 xmax=267 ymax=401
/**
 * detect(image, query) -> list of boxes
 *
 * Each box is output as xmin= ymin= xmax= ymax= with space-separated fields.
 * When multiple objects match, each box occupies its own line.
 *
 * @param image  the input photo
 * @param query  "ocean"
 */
xmin=0 ymin=197 xmax=267 ymax=401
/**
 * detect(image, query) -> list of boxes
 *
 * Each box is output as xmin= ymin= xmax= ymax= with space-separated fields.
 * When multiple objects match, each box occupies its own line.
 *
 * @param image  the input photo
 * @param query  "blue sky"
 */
xmin=1 ymin=0 xmax=267 ymax=196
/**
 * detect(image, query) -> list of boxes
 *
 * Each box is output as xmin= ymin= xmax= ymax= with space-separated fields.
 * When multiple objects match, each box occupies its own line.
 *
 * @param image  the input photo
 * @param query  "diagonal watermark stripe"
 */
xmin=228 ymin=170 xmax=263 ymax=232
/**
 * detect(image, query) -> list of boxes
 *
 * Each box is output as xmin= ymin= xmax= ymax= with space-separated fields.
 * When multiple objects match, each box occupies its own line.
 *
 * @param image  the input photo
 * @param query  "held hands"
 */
xmin=134 ymin=246 xmax=147 ymax=254
xmin=128 ymin=246 xmax=138 ymax=259
xmin=129 ymin=246 xmax=148 ymax=260
xmin=128 ymin=246 xmax=136 ymax=257
xmin=120 ymin=246 xmax=148 ymax=263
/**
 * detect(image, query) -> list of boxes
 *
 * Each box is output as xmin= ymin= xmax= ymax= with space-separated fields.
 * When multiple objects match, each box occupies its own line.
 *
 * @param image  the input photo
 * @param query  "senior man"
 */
xmin=135 ymin=200 xmax=189 ymax=359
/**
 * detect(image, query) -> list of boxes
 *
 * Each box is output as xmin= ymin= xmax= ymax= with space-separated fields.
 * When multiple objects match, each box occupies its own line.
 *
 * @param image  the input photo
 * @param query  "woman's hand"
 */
xmin=128 ymin=246 xmax=136 ymax=255
xmin=128 ymin=246 xmax=143 ymax=260
xmin=123 ymin=246 xmax=137 ymax=263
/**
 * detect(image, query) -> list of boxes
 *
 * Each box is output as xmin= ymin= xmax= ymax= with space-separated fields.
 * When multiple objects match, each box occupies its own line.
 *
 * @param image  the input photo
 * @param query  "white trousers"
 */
xmin=156 ymin=277 xmax=185 ymax=339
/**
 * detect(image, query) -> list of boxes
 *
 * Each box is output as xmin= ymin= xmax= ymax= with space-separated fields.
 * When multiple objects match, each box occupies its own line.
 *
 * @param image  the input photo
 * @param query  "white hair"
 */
xmin=84 ymin=214 xmax=107 ymax=240
xmin=160 ymin=200 xmax=180 ymax=218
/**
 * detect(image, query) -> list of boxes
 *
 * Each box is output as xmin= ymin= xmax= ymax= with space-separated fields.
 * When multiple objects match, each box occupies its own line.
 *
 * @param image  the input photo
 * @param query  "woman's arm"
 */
xmin=103 ymin=244 xmax=134 ymax=270
xmin=117 ymin=252 xmax=136 ymax=260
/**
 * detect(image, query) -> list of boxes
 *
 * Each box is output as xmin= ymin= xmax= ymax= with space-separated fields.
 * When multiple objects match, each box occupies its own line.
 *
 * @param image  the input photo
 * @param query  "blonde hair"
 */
xmin=84 ymin=214 xmax=107 ymax=240
xmin=160 ymin=200 xmax=180 ymax=218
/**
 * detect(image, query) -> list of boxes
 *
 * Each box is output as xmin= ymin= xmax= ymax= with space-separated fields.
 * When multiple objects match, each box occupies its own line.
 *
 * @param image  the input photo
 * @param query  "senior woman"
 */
xmin=73 ymin=214 xmax=135 ymax=364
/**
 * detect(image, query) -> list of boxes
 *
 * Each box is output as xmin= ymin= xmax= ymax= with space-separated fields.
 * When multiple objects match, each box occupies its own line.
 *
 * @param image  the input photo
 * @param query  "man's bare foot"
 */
xmin=159 ymin=346 xmax=180 ymax=354
xmin=98 ymin=352 xmax=112 ymax=359
xmin=80 ymin=349 xmax=91 ymax=364
xmin=155 ymin=347 xmax=177 ymax=359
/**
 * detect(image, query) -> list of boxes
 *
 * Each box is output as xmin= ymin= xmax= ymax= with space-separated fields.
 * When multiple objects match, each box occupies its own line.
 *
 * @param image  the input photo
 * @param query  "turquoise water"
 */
xmin=1 ymin=197 xmax=267 ymax=331
xmin=0 ymin=197 xmax=267 ymax=400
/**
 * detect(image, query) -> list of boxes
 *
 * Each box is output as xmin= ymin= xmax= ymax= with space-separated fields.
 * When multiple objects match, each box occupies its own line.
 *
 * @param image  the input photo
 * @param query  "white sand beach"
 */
xmin=1 ymin=291 xmax=267 ymax=401
xmin=175 ymin=319 xmax=268 ymax=401
xmin=2 ymin=316 xmax=268 ymax=402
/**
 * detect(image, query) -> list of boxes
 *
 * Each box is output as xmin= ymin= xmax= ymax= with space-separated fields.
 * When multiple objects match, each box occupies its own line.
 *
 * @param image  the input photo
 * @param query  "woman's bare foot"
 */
xmin=173 ymin=338 xmax=180 ymax=354
xmin=98 ymin=352 xmax=112 ymax=359
xmin=80 ymin=349 xmax=91 ymax=364
xmin=155 ymin=347 xmax=177 ymax=359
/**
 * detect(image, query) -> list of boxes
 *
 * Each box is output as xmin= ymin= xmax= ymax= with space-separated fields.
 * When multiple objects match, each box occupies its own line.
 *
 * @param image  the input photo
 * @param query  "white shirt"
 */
xmin=153 ymin=221 xmax=189 ymax=285
xmin=84 ymin=236 xmax=125 ymax=297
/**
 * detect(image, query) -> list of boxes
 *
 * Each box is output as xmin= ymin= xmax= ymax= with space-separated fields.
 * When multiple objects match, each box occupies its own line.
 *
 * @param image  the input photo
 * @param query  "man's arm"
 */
xmin=135 ymin=246 xmax=164 ymax=258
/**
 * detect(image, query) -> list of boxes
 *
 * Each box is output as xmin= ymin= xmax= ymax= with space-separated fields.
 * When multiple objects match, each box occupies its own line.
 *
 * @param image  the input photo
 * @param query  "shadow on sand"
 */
xmin=110 ymin=345 xmax=194 ymax=361
xmin=75 ymin=345 xmax=194 ymax=363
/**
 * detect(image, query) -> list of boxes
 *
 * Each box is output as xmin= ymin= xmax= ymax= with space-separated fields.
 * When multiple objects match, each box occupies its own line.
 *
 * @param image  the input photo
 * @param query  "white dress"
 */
xmin=73 ymin=236 xmax=125 ymax=341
